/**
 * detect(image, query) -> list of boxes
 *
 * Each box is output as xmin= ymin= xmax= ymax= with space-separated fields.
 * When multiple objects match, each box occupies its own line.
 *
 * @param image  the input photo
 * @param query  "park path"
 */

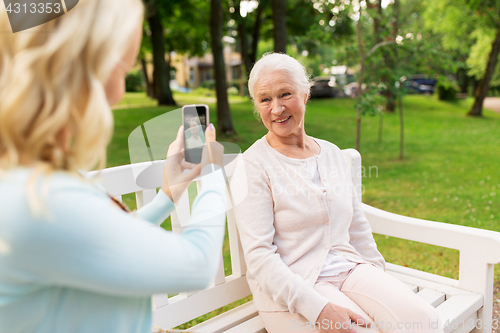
xmin=483 ymin=97 xmax=500 ymax=114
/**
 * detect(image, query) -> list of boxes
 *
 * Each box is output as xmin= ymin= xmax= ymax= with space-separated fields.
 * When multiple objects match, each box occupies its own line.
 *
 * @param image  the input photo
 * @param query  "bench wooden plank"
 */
xmin=437 ymin=295 xmax=483 ymax=333
xmin=224 ymin=316 xmax=266 ymax=333
xmin=189 ymin=302 xmax=259 ymax=333
xmin=443 ymin=312 xmax=478 ymax=333
xmin=387 ymin=267 xmax=478 ymax=297
xmin=405 ymin=283 xmax=419 ymax=293
xmin=152 ymin=276 xmax=251 ymax=329
xmin=417 ymin=288 xmax=446 ymax=308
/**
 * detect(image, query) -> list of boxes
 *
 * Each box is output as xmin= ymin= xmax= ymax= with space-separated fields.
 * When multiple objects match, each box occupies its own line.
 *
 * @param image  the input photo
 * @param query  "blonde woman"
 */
xmin=0 ymin=1 xmax=226 ymax=333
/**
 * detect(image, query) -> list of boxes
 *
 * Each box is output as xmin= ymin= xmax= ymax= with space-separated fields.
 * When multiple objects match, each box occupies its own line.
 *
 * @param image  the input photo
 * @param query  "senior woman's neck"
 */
xmin=265 ymin=131 xmax=320 ymax=159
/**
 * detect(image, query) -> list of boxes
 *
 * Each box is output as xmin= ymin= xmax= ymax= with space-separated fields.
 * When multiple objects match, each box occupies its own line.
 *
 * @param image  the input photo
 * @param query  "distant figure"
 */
xmin=185 ymin=117 xmax=206 ymax=149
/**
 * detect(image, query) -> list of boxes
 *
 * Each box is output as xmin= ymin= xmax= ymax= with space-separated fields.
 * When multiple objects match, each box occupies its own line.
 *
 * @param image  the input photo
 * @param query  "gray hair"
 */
xmin=248 ymin=53 xmax=311 ymax=101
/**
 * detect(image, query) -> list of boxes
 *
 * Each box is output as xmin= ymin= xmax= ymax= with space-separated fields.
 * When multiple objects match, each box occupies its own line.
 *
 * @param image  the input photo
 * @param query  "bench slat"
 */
xmin=437 ymin=295 xmax=483 ymax=333
xmin=189 ymin=301 xmax=259 ymax=333
xmin=224 ymin=316 xmax=266 ymax=333
xmin=443 ymin=312 xmax=477 ymax=333
xmin=152 ymin=275 xmax=251 ymax=329
xmin=417 ymin=288 xmax=446 ymax=308
xmin=386 ymin=267 xmax=477 ymax=297
xmin=153 ymin=294 xmax=169 ymax=309
xmin=405 ymin=283 xmax=419 ymax=293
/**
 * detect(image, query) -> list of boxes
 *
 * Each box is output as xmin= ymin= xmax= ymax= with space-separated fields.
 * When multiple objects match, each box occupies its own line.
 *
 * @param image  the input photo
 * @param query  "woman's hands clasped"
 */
xmin=161 ymin=124 xmax=224 ymax=203
xmin=317 ymin=303 xmax=371 ymax=333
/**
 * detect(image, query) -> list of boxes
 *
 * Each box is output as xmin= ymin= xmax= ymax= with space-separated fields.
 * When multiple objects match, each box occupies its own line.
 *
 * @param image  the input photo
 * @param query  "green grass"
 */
xmin=107 ymin=92 xmax=500 ymax=328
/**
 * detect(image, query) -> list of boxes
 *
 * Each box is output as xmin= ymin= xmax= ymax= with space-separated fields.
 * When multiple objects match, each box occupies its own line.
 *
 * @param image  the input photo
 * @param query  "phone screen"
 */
xmin=183 ymin=105 xmax=207 ymax=163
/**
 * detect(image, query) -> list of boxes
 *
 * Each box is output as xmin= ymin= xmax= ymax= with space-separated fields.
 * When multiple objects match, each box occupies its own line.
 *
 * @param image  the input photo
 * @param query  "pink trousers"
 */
xmin=259 ymin=264 xmax=443 ymax=333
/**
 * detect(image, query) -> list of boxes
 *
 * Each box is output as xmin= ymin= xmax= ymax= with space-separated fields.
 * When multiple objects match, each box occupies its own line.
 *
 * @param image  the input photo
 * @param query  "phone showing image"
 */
xmin=182 ymin=104 xmax=209 ymax=164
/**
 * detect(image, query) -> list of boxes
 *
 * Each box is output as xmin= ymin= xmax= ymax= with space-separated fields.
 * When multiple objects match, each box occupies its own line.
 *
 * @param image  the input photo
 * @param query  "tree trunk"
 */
xmin=355 ymin=7 xmax=366 ymax=152
xmin=250 ymin=0 xmax=266 ymax=66
xmin=234 ymin=1 xmax=251 ymax=79
xmin=271 ymin=0 xmax=287 ymax=53
xmin=372 ymin=0 xmax=382 ymax=44
xmin=378 ymin=111 xmax=384 ymax=143
xmin=457 ymin=67 xmax=469 ymax=94
xmin=385 ymin=0 xmax=398 ymax=113
xmin=394 ymin=0 xmax=403 ymax=160
xmin=140 ymin=57 xmax=154 ymax=98
xmin=399 ymin=88 xmax=404 ymax=160
xmin=148 ymin=13 xmax=176 ymax=106
xmin=468 ymin=23 xmax=500 ymax=117
xmin=210 ymin=0 xmax=236 ymax=135
xmin=372 ymin=0 xmax=385 ymax=143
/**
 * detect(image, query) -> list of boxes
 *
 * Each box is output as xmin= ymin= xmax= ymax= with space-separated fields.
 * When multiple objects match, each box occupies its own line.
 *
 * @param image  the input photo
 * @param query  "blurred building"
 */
xmin=170 ymin=39 xmax=242 ymax=90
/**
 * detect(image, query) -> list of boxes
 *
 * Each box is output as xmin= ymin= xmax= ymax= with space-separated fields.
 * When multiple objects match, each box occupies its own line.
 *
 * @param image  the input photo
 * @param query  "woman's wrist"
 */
xmin=161 ymin=184 xmax=174 ymax=201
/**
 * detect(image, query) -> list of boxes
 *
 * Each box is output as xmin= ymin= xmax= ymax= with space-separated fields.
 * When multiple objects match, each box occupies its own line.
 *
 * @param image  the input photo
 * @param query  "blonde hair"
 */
xmin=0 ymin=0 xmax=143 ymax=212
xmin=0 ymin=0 xmax=143 ymax=172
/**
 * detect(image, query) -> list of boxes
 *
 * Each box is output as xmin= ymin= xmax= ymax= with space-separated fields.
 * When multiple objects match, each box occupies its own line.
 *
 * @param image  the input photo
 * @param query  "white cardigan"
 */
xmin=230 ymin=136 xmax=385 ymax=324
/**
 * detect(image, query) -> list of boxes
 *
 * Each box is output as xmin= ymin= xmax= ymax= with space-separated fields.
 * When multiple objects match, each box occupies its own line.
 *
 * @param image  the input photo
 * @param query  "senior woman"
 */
xmin=230 ymin=53 xmax=442 ymax=333
xmin=0 ymin=1 xmax=225 ymax=333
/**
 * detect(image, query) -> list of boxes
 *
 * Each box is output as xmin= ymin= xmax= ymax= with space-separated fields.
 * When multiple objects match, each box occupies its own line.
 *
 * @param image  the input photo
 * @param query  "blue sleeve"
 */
xmin=14 ymin=165 xmax=227 ymax=296
xmin=135 ymin=190 xmax=175 ymax=225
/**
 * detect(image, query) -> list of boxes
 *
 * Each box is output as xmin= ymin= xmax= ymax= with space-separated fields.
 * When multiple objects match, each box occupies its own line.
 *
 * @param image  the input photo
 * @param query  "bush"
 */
xmin=200 ymin=80 xmax=215 ymax=90
xmin=227 ymin=86 xmax=239 ymax=96
xmin=125 ymin=70 xmax=145 ymax=92
xmin=437 ymin=77 xmax=458 ymax=101
xmin=200 ymin=79 xmax=248 ymax=96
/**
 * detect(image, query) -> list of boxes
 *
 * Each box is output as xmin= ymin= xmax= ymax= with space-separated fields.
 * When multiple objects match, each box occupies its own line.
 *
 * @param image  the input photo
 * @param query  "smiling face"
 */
xmin=254 ymin=70 xmax=308 ymax=140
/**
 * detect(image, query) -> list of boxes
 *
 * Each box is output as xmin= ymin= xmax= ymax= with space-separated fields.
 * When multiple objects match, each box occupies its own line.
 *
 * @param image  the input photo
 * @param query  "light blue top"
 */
xmin=0 ymin=165 xmax=227 ymax=333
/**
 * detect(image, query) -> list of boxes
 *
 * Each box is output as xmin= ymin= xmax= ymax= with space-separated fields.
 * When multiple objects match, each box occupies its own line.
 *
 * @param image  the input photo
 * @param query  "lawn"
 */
xmin=107 ymin=92 xmax=500 ymax=328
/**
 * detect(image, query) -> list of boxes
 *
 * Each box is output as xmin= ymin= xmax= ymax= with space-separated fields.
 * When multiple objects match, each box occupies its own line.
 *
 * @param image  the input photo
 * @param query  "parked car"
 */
xmin=310 ymin=76 xmax=342 ymax=98
xmin=405 ymin=75 xmax=437 ymax=94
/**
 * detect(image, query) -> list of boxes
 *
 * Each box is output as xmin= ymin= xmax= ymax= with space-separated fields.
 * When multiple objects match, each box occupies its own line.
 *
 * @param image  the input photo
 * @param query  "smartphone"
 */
xmin=182 ymin=104 xmax=209 ymax=164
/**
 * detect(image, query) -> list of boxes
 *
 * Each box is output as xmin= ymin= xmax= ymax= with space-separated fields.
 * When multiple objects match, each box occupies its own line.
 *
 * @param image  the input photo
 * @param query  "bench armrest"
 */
xmin=362 ymin=203 xmax=500 ymax=265
xmin=362 ymin=203 xmax=500 ymax=331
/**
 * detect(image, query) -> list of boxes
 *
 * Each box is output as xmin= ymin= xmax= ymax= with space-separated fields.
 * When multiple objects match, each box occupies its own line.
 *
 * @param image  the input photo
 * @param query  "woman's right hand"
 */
xmin=317 ymin=303 xmax=371 ymax=333
xmin=162 ymin=123 xmax=224 ymax=203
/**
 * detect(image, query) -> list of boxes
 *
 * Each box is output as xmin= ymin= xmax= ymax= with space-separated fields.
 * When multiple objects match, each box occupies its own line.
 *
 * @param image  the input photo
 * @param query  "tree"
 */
xmin=139 ymin=23 xmax=154 ymax=98
xmin=234 ymin=1 xmax=251 ymax=78
xmin=355 ymin=4 xmax=366 ymax=152
xmin=468 ymin=13 xmax=500 ymax=116
xmin=232 ymin=0 xmax=269 ymax=77
xmin=425 ymin=0 xmax=500 ymax=116
xmin=250 ymin=0 xmax=268 ymax=65
xmin=271 ymin=0 xmax=287 ymax=53
xmin=147 ymin=12 xmax=176 ymax=106
xmin=210 ymin=0 xmax=236 ymax=135
xmin=141 ymin=0 xmax=213 ymax=105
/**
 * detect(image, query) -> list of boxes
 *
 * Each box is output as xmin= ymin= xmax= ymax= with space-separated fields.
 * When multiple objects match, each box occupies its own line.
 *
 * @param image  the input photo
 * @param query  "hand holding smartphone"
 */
xmin=182 ymin=104 xmax=209 ymax=164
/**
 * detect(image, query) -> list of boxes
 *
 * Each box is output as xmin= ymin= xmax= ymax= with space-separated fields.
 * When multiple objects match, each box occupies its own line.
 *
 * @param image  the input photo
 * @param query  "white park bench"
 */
xmin=90 ymin=149 xmax=500 ymax=333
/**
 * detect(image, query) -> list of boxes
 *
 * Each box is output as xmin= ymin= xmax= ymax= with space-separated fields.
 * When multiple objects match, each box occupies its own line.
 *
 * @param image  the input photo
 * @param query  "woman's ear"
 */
xmin=56 ymin=126 xmax=71 ymax=152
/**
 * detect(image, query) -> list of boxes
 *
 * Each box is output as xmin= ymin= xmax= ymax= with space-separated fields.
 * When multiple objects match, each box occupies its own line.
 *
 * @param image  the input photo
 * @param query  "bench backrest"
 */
xmin=89 ymin=149 xmax=362 ymax=329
